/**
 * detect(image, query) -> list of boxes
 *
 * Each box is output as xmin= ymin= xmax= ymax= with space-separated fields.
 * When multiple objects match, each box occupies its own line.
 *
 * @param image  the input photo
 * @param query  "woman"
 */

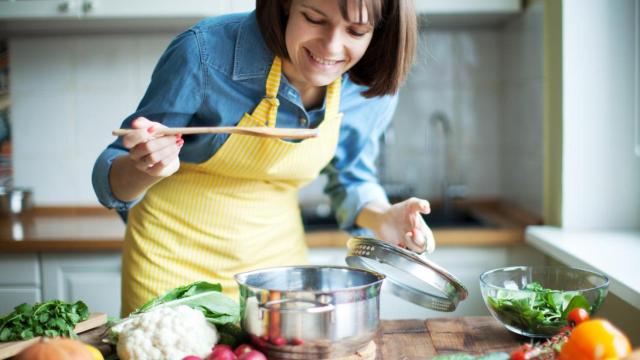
xmin=93 ymin=0 xmax=435 ymax=316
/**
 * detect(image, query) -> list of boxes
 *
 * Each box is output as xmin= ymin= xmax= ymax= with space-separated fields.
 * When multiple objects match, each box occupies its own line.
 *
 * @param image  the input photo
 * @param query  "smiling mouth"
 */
xmin=305 ymin=48 xmax=342 ymax=66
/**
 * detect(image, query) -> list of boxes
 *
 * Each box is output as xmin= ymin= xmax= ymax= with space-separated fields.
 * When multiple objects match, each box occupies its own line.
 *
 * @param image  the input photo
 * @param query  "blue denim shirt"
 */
xmin=92 ymin=11 xmax=396 ymax=234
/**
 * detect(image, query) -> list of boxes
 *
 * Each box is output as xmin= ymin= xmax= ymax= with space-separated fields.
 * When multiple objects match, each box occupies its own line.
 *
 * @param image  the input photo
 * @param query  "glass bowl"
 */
xmin=479 ymin=266 xmax=609 ymax=338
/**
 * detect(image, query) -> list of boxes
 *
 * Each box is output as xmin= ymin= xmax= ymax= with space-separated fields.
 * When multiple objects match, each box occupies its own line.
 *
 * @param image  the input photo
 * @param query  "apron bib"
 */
xmin=121 ymin=57 xmax=343 ymax=315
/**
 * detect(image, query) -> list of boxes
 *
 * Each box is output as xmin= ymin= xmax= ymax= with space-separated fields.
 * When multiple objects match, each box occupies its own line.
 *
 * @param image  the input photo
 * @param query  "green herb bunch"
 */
xmin=487 ymin=282 xmax=591 ymax=336
xmin=0 ymin=300 xmax=89 ymax=341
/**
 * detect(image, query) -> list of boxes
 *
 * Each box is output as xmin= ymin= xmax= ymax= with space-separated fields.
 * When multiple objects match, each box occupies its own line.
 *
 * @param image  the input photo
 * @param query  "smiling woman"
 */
xmin=92 ymin=0 xmax=426 ymax=317
xmin=257 ymin=0 xmax=416 ymax=99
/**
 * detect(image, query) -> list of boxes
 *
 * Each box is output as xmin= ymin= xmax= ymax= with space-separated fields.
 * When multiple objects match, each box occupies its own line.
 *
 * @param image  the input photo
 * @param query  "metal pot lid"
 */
xmin=345 ymin=237 xmax=468 ymax=312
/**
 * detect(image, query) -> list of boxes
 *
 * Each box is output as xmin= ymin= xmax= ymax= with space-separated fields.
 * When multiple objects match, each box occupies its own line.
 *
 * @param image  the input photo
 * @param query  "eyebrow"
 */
xmin=301 ymin=4 xmax=327 ymax=17
xmin=300 ymin=4 xmax=373 ymax=28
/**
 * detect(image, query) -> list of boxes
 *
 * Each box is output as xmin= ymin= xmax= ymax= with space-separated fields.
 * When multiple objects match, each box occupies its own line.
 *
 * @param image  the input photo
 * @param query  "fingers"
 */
xmin=121 ymin=117 xmax=171 ymax=149
xmin=131 ymin=137 xmax=183 ymax=172
xmin=405 ymin=197 xmax=431 ymax=215
xmin=401 ymin=198 xmax=433 ymax=253
xmin=120 ymin=117 xmax=183 ymax=177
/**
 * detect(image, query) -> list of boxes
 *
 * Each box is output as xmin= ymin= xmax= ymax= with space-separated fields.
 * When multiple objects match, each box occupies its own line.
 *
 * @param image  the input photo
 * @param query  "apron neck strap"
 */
xmin=265 ymin=57 xmax=282 ymax=100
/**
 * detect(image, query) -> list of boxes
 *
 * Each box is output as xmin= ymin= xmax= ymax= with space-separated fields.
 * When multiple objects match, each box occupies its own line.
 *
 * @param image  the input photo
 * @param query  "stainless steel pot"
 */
xmin=235 ymin=265 xmax=385 ymax=359
xmin=0 ymin=187 xmax=33 ymax=215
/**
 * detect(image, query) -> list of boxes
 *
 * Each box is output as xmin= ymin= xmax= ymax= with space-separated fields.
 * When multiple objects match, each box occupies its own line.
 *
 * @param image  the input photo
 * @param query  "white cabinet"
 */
xmin=0 ymin=0 xmax=82 ymax=19
xmin=0 ymin=0 xmax=256 ymax=20
xmin=0 ymin=253 xmax=41 ymax=315
xmin=0 ymin=0 xmax=519 ymax=23
xmin=414 ymin=0 xmax=521 ymax=26
xmin=80 ymin=0 xmax=225 ymax=19
xmin=41 ymin=252 xmax=122 ymax=318
xmin=414 ymin=0 xmax=520 ymax=14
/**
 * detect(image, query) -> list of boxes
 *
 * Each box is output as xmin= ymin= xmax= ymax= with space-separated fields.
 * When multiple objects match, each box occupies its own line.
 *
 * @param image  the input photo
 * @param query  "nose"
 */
xmin=323 ymin=27 xmax=344 ymax=56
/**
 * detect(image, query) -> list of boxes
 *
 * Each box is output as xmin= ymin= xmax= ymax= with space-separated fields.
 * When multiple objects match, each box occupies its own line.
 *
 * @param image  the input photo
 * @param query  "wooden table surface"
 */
xmin=377 ymin=317 xmax=523 ymax=359
xmin=80 ymin=316 xmax=525 ymax=359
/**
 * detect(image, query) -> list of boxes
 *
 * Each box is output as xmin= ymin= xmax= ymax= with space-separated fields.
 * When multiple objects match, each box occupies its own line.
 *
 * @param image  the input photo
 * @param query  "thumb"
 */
xmin=406 ymin=198 xmax=430 ymax=214
xmin=131 ymin=117 xmax=154 ymax=130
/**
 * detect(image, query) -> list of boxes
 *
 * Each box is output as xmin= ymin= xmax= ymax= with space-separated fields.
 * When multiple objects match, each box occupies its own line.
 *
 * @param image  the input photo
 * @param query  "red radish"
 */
xmin=270 ymin=336 xmax=287 ymax=346
xmin=290 ymin=337 xmax=304 ymax=346
xmin=182 ymin=356 xmax=202 ymax=360
xmin=250 ymin=335 xmax=267 ymax=348
xmin=211 ymin=344 xmax=233 ymax=354
xmin=238 ymin=350 xmax=267 ymax=360
xmin=234 ymin=344 xmax=253 ymax=357
xmin=208 ymin=344 xmax=238 ymax=360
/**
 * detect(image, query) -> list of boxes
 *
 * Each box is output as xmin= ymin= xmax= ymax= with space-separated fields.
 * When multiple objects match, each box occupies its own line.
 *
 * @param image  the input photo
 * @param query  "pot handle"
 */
xmin=260 ymin=298 xmax=335 ymax=314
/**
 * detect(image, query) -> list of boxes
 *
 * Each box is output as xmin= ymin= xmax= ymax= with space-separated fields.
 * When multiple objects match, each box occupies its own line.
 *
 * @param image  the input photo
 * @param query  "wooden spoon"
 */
xmin=112 ymin=126 xmax=319 ymax=140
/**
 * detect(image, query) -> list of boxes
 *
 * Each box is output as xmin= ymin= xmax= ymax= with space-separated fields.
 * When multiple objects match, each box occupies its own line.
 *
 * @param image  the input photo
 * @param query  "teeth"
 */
xmin=308 ymin=50 xmax=338 ymax=65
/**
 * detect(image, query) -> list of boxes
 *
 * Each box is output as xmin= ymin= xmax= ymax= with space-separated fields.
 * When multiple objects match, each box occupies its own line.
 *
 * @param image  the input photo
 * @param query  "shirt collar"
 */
xmin=232 ymin=11 xmax=274 ymax=81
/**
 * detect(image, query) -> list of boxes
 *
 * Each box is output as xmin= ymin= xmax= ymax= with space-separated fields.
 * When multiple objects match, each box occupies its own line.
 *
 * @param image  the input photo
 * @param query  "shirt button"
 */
xmin=299 ymin=117 xmax=308 ymax=126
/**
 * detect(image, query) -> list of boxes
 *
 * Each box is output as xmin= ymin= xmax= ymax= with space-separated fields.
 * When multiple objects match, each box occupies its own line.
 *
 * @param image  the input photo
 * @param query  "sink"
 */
xmin=301 ymin=205 xmax=495 ymax=231
xmin=421 ymin=207 xmax=492 ymax=228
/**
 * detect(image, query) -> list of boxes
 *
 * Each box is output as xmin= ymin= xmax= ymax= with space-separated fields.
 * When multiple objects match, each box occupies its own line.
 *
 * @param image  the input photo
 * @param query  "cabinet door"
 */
xmin=41 ymin=252 xmax=122 ymax=318
xmin=0 ymin=289 xmax=42 ymax=315
xmin=80 ymin=0 xmax=224 ymax=18
xmin=0 ymin=253 xmax=40 ymax=286
xmin=0 ymin=0 xmax=82 ymax=19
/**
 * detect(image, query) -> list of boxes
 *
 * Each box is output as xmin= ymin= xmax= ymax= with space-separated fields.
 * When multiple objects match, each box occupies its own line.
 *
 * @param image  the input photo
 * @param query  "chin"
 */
xmin=304 ymin=72 xmax=342 ymax=87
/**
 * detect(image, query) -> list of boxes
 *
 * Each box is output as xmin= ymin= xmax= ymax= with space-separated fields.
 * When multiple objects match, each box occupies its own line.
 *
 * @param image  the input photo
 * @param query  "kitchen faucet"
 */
xmin=429 ymin=111 xmax=467 ymax=215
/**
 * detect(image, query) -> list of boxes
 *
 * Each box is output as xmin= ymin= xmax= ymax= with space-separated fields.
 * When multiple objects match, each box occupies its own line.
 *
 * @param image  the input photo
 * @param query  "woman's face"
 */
xmin=284 ymin=0 xmax=374 ymax=88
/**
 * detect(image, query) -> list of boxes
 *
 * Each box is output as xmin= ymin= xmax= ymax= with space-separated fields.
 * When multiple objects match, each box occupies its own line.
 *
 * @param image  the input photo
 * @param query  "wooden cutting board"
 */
xmin=0 ymin=312 xmax=107 ymax=359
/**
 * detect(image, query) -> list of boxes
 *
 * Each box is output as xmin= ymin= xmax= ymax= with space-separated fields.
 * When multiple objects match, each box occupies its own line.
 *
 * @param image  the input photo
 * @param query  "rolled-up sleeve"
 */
xmin=92 ymin=29 xmax=205 ymax=212
xmin=323 ymin=94 xmax=398 ymax=235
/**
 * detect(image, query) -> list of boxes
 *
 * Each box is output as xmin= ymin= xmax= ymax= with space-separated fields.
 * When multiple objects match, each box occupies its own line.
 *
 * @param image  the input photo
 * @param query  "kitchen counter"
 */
xmin=0 ymin=200 xmax=540 ymax=252
xmin=79 ymin=316 xmax=524 ymax=359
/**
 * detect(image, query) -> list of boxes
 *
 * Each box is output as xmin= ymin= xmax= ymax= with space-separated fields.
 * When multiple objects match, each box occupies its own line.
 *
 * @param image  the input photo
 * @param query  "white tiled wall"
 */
xmin=8 ymin=4 xmax=543 ymax=210
xmin=384 ymin=3 xmax=543 ymax=215
xmin=10 ymin=34 xmax=174 ymax=204
xmin=385 ymin=29 xmax=502 ymax=199
xmin=499 ymin=1 xmax=544 ymax=216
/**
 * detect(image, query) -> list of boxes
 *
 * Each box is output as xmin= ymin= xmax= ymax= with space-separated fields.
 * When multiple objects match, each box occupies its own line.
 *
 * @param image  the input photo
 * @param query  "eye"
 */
xmin=348 ymin=28 xmax=368 ymax=37
xmin=302 ymin=13 xmax=324 ymax=25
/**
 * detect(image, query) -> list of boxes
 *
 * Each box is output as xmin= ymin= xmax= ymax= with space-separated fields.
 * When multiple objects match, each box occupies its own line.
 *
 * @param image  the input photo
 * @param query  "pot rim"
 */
xmin=234 ymin=265 xmax=385 ymax=293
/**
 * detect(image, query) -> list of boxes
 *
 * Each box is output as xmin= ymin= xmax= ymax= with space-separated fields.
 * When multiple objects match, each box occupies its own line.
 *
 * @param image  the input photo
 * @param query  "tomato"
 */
xmin=567 ymin=307 xmax=590 ymax=327
xmin=558 ymin=319 xmax=631 ymax=360
xmin=510 ymin=350 xmax=526 ymax=360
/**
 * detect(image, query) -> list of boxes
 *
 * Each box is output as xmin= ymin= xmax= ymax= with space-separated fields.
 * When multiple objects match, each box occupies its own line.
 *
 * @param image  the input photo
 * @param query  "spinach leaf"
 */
xmin=487 ymin=281 xmax=590 ymax=336
xmin=0 ymin=300 xmax=89 ymax=341
xmin=131 ymin=281 xmax=237 ymax=325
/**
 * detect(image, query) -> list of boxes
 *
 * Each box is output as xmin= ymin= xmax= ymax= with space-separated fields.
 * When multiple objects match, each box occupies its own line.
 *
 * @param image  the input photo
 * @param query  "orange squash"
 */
xmin=559 ymin=319 xmax=631 ymax=360
xmin=15 ymin=338 xmax=94 ymax=360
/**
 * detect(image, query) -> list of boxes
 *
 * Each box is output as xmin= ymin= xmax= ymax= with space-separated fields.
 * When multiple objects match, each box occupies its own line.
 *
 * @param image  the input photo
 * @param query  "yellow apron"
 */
xmin=121 ymin=57 xmax=342 ymax=315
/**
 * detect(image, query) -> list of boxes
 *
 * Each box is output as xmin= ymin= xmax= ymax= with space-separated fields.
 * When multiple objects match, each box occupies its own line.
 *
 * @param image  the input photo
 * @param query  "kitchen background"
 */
xmin=0 ymin=0 xmax=639 ymax=344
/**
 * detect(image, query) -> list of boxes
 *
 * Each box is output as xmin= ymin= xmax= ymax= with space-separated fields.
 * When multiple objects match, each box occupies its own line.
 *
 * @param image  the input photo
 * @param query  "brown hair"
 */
xmin=256 ymin=0 xmax=417 ymax=98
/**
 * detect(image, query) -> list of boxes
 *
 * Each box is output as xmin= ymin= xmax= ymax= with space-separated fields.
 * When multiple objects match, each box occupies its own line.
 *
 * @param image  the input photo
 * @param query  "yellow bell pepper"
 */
xmin=559 ymin=319 xmax=631 ymax=360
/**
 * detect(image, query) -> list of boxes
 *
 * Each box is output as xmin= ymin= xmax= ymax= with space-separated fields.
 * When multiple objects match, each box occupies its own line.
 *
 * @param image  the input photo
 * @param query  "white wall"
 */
xmin=562 ymin=0 xmax=640 ymax=230
xmin=500 ymin=1 xmax=544 ymax=216
xmin=10 ymin=33 xmax=173 ymax=204
xmin=8 ymin=10 xmax=545 ymax=211
xmin=386 ymin=28 xmax=503 ymax=200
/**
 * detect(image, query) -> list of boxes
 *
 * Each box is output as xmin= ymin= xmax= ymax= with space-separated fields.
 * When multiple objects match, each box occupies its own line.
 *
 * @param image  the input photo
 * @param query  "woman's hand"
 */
xmin=357 ymin=198 xmax=436 ymax=254
xmin=122 ymin=117 xmax=183 ymax=178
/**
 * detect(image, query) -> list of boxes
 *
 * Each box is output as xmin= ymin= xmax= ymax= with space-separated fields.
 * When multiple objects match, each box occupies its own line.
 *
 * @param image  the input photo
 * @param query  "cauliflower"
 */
xmin=116 ymin=305 xmax=218 ymax=360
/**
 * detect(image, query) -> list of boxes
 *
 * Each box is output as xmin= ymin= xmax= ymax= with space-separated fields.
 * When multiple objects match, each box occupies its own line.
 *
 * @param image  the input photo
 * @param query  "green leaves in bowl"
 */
xmin=486 ymin=282 xmax=591 ymax=336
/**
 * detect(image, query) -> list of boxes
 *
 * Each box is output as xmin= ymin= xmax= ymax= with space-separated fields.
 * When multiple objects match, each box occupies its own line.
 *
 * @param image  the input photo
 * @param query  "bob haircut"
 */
xmin=256 ymin=0 xmax=417 ymax=98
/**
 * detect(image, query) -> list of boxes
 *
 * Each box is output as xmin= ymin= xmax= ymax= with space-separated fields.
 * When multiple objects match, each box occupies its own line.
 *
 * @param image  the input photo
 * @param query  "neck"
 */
xmin=282 ymin=59 xmax=326 ymax=109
